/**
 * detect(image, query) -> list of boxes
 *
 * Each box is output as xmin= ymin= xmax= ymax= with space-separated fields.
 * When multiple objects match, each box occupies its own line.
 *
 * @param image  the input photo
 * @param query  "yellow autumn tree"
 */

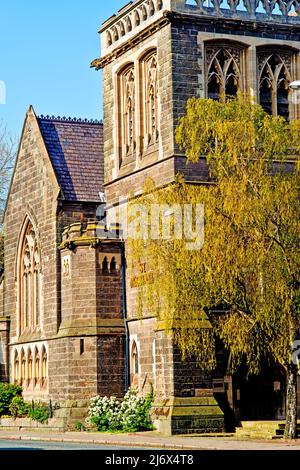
xmin=128 ymin=95 xmax=300 ymax=439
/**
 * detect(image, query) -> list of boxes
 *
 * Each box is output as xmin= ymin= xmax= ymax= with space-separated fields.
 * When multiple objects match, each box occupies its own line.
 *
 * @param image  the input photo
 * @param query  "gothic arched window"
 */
xmin=130 ymin=340 xmax=139 ymax=387
xmin=27 ymin=349 xmax=33 ymax=386
xmin=206 ymin=45 xmax=243 ymax=100
xmin=14 ymin=351 xmax=20 ymax=384
xmin=141 ymin=50 xmax=159 ymax=151
xmin=258 ymin=51 xmax=292 ymax=120
xmin=34 ymin=347 xmax=40 ymax=387
xmin=20 ymin=349 xmax=25 ymax=386
xmin=41 ymin=346 xmax=47 ymax=389
xmin=118 ymin=65 xmax=136 ymax=165
xmin=18 ymin=219 xmax=42 ymax=335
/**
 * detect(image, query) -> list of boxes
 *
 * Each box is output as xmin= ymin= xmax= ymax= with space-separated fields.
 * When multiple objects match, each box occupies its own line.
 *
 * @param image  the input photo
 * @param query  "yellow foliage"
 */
xmin=128 ymin=95 xmax=300 ymax=374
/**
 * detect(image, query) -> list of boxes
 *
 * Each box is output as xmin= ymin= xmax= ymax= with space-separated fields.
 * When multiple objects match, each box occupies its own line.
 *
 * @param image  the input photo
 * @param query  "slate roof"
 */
xmin=37 ymin=116 xmax=104 ymax=202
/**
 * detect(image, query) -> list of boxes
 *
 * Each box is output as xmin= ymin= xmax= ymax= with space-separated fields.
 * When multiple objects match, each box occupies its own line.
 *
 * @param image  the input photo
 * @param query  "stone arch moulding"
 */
xmin=14 ymin=211 xmax=41 ymax=280
xmin=11 ymin=342 xmax=49 ymax=393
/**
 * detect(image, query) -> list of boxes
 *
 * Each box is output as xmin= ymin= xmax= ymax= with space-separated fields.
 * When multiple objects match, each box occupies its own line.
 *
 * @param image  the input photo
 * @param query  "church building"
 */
xmin=0 ymin=0 xmax=299 ymax=434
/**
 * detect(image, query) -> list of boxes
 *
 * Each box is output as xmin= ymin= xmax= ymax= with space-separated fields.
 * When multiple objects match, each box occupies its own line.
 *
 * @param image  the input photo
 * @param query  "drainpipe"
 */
xmin=121 ymin=243 xmax=130 ymax=391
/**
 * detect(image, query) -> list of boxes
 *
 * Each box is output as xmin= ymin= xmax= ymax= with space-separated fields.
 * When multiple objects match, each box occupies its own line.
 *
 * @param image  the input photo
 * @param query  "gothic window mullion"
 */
xmin=258 ymin=50 xmax=293 ymax=120
xmin=206 ymin=46 xmax=242 ymax=100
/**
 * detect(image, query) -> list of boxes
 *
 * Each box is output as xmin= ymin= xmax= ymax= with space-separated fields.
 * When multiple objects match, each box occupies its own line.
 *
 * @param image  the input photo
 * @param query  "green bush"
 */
xmin=86 ymin=388 xmax=154 ymax=433
xmin=74 ymin=421 xmax=85 ymax=432
xmin=28 ymin=403 xmax=50 ymax=424
xmin=0 ymin=383 xmax=22 ymax=416
xmin=9 ymin=396 xmax=30 ymax=418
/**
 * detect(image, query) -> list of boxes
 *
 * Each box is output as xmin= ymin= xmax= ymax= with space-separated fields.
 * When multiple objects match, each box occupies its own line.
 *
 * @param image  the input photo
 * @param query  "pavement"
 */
xmin=1 ymin=429 xmax=300 ymax=450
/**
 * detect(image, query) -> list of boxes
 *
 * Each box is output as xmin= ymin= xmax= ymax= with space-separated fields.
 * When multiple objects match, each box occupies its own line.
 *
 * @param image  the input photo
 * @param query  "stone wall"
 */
xmin=52 ymin=226 xmax=126 ymax=402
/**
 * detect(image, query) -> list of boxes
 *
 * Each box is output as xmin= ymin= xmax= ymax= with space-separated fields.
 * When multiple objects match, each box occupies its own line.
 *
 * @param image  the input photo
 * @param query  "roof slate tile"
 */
xmin=37 ymin=117 xmax=104 ymax=202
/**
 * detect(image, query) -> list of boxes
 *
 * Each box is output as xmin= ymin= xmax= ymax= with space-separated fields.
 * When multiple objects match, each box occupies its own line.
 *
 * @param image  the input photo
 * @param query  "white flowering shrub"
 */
xmin=86 ymin=388 xmax=154 ymax=432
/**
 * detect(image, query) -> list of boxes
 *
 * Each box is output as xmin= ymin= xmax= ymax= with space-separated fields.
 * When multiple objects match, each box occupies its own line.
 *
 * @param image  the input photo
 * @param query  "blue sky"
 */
xmin=0 ymin=1 xmax=126 ymax=138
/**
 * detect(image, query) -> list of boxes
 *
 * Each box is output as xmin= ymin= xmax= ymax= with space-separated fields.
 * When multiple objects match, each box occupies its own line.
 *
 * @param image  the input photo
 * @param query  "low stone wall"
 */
xmin=0 ymin=399 xmax=90 ymax=432
xmin=0 ymin=417 xmax=67 ymax=432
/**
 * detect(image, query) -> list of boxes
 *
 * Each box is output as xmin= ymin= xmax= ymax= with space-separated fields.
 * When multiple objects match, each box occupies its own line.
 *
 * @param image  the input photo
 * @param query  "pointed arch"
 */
xmin=34 ymin=347 xmax=40 ymax=387
xmin=156 ymin=0 xmax=163 ymax=10
xmin=110 ymin=257 xmax=117 ymax=273
xmin=258 ymin=49 xmax=293 ymax=119
xmin=106 ymin=31 xmax=112 ymax=47
xmin=140 ymin=49 xmax=159 ymax=153
xmin=125 ymin=16 xmax=132 ymax=32
xmin=41 ymin=346 xmax=47 ymax=389
xmin=17 ymin=216 xmax=42 ymax=335
xmin=134 ymin=10 xmax=141 ymax=26
xmin=20 ymin=348 xmax=26 ymax=386
xmin=130 ymin=340 xmax=140 ymax=388
xmin=119 ymin=21 xmax=126 ymax=37
xmin=112 ymin=26 xmax=119 ymax=42
xmin=140 ymin=4 xmax=148 ymax=20
xmin=102 ymin=256 xmax=109 ymax=273
xmin=148 ymin=0 xmax=155 ymax=15
xmin=206 ymin=45 xmax=243 ymax=99
xmin=14 ymin=350 xmax=20 ymax=384
xmin=27 ymin=348 xmax=33 ymax=385
xmin=117 ymin=63 xmax=136 ymax=166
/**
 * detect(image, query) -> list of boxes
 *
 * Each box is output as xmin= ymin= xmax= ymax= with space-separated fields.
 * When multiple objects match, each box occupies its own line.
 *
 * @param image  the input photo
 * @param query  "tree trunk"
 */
xmin=284 ymin=364 xmax=298 ymax=439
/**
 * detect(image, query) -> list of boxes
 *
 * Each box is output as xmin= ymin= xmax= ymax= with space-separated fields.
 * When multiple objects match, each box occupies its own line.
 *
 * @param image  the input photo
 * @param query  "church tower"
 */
xmin=93 ymin=0 xmax=300 ymax=434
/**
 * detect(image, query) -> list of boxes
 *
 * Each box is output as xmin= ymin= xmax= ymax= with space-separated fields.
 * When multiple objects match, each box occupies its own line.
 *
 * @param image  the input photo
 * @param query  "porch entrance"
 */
xmin=234 ymin=362 xmax=286 ymax=421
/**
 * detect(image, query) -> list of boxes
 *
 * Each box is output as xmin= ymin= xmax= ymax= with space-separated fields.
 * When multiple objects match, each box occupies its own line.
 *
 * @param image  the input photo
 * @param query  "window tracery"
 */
xmin=18 ymin=219 xmax=41 ymax=334
xmin=206 ymin=45 xmax=243 ymax=99
xmin=258 ymin=50 xmax=293 ymax=119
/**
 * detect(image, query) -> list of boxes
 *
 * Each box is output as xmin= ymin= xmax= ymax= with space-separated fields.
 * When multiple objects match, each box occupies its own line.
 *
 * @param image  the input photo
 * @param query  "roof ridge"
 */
xmin=38 ymin=115 xmax=103 ymax=125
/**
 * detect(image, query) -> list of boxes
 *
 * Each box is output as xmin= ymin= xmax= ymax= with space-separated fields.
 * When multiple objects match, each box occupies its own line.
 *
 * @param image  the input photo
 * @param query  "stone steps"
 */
xmin=275 ymin=423 xmax=300 ymax=437
xmin=235 ymin=421 xmax=284 ymax=439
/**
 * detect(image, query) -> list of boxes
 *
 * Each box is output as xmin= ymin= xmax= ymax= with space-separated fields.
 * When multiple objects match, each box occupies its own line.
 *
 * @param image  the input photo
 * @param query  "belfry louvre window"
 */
xmin=118 ymin=64 xmax=136 ymax=165
xmin=141 ymin=50 xmax=159 ymax=152
xmin=258 ymin=50 xmax=293 ymax=120
xmin=206 ymin=45 xmax=244 ymax=100
xmin=18 ymin=219 xmax=42 ymax=334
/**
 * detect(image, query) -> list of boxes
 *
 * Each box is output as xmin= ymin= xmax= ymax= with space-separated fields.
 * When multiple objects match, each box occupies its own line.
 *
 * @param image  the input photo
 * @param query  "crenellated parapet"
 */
xmin=94 ymin=0 xmax=300 ymax=65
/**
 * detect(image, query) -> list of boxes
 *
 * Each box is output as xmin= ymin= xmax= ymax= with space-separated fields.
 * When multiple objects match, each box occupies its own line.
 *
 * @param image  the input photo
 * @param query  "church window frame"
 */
xmin=258 ymin=49 xmax=294 ymax=120
xmin=140 ymin=49 xmax=159 ymax=155
xmin=205 ymin=43 xmax=246 ymax=100
xmin=34 ymin=347 xmax=40 ymax=387
xmin=41 ymin=346 xmax=47 ymax=390
xmin=17 ymin=218 xmax=42 ymax=336
xmin=117 ymin=63 xmax=136 ymax=167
